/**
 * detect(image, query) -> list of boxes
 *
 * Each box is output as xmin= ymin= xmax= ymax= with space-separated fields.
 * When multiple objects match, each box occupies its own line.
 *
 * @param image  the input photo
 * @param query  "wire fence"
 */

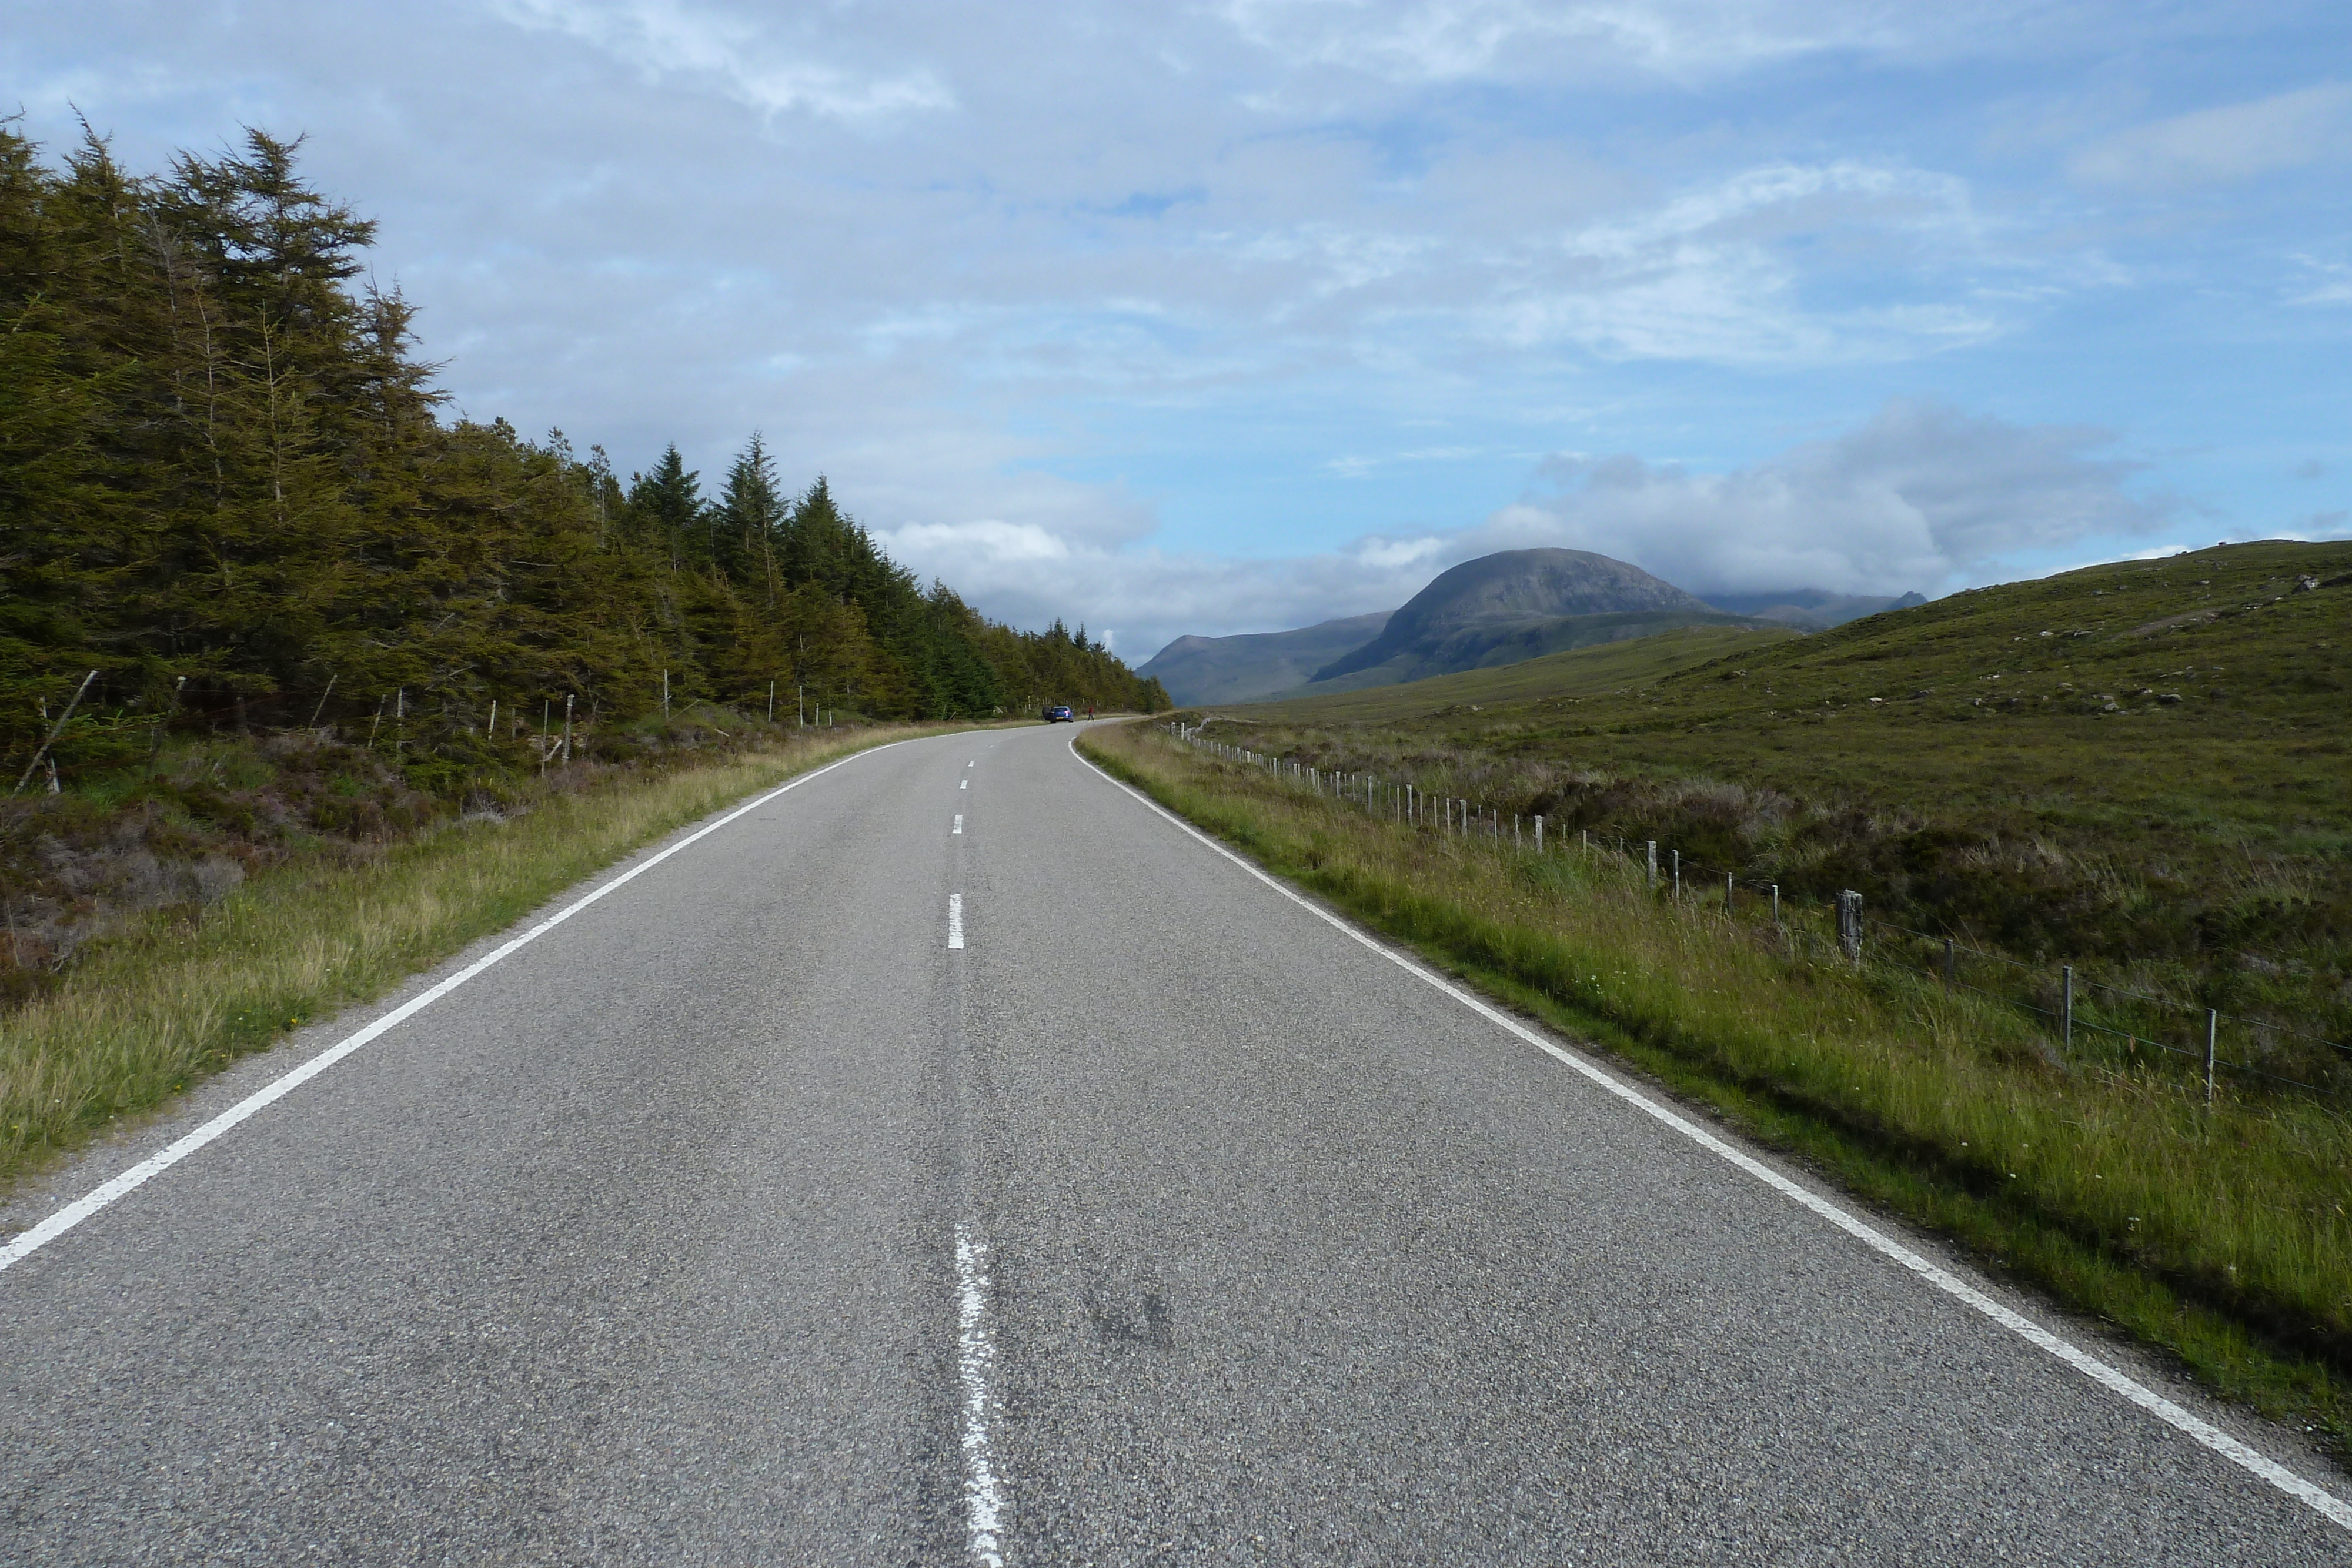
xmin=1161 ymin=721 xmax=2352 ymax=1110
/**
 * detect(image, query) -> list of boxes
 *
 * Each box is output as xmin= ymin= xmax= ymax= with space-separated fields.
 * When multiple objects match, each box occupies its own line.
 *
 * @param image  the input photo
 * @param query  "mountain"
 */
xmin=1144 ymin=548 xmax=1803 ymax=705
xmin=1137 ymin=611 xmax=1392 ymax=706
xmin=1297 ymin=606 xmax=1785 ymax=693
xmin=1700 ymin=589 xmax=1928 ymax=630
xmin=1309 ymin=548 xmax=1723 ymax=686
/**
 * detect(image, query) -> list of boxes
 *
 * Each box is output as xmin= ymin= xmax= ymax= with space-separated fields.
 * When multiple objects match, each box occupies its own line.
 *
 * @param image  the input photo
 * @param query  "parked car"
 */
xmin=1043 ymin=705 xmax=1075 ymax=723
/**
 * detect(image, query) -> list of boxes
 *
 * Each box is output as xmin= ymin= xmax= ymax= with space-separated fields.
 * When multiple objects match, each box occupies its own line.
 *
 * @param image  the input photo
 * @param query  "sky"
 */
xmin=10 ymin=2 xmax=2350 ymax=660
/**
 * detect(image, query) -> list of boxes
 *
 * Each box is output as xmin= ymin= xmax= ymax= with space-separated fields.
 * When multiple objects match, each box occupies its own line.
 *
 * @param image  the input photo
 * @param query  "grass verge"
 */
xmin=0 ymin=723 xmax=968 ymax=1192
xmin=1080 ymin=720 xmax=2351 ymax=1466
xmin=1200 ymin=541 xmax=2352 ymax=1056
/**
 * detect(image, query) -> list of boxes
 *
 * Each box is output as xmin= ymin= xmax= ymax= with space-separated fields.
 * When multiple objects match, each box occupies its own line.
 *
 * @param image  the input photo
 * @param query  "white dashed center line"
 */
xmin=954 ymin=1225 xmax=1005 ymax=1566
xmin=947 ymin=894 xmax=965 ymax=950
xmin=953 ymin=815 xmax=964 ymax=835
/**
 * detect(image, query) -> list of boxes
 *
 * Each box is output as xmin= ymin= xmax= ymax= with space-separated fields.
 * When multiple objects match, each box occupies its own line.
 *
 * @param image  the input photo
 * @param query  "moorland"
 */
xmin=1192 ymin=540 xmax=2352 ymax=1077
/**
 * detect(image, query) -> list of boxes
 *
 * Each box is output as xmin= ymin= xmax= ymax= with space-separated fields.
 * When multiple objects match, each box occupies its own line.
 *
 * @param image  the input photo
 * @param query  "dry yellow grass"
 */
xmin=0 ymin=725 xmax=964 ymax=1185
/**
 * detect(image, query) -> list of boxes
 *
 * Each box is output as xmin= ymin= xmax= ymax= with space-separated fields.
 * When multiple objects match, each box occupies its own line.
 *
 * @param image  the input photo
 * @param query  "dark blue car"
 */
xmin=1043 ymin=705 xmax=1075 ymax=723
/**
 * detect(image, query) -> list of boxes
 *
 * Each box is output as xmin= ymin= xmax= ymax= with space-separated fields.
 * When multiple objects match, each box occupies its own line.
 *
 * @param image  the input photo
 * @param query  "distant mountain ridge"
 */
xmin=1139 ymin=547 xmax=1930 ymax=706
xmin=1312 ymin=549 xmax=1717 ymax=685
xmin=1135 ymin=611 xmax=1392 ymax=706
xmin=1701 ymin=589 xmax=1928 ymax=630
xmin=1298 ymin=606 xmax=1785 ymax=694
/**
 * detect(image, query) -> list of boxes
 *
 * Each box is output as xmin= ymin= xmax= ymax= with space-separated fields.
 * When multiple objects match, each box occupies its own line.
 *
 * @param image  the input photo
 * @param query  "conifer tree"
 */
xmin=627 ymin=445 xmax=704 ymax=571
xmin=0 ymin=122 xmax=1166 ymax=780
xmin=719 ymin=434 xmax=785 ymax=604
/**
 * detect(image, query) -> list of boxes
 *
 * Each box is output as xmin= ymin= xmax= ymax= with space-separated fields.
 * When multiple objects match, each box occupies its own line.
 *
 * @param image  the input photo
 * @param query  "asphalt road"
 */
xmin=1 ymin=721 xmax=2344 ymax=1564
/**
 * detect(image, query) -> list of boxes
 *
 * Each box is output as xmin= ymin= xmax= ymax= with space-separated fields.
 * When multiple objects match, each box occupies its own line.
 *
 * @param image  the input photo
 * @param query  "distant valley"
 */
xmin=1130 ymin=611 xmax=1392 ymax=707
xmin=1703 ymin=588 xmax=1929 ymax=629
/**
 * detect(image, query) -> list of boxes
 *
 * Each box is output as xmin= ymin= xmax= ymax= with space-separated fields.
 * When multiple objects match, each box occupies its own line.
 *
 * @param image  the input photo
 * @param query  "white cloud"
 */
xmin=876 ymin=521 xmax=1449 ymax=663
xmin=493 ymin=0 xmax=954 ymax=122
xmin=1211 ymin=1 xmax=2157 ymax=88
xmin=1192 ymin=156 xmax=2017 ymax=369
xmin=886 ymin=518 xmax=1071 ymax=565
xmin=1472 ymin=397 xmax=2169 ymax=593
xmin=1468 ymin=161 xmax=2011 ymax=364
xmin=1325 ymin=445 xmax=1484 ymax=476
xmin=1215 ymin=0 xmax=1896 ymax=85
xmin=881 ymin=399 xmax=2173 ymax=658
xmin=2070 ymin=82 xmax=2352 ymax=189
xmin=2288 ymin=254 xmax=2352 ymax=306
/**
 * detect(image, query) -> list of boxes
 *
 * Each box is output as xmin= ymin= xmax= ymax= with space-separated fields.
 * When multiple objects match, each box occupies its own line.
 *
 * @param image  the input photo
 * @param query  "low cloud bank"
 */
xmin=1475 ymin=397 xmax=2171 ymax=596
xmin=874 ymin=525 xmax=1453 ymax=662
xmin=881 ymin=398 xmax=2175 ymax=661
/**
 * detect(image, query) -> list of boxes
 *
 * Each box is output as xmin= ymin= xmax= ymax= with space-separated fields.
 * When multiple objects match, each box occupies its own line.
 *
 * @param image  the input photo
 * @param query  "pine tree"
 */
xmin=0 ymin=123 xmax=1166 ymax=780
xmin=719 ymin=433 xmax=785 ymax=604
xmin=627 ymin=445 xmax=704 ymax=571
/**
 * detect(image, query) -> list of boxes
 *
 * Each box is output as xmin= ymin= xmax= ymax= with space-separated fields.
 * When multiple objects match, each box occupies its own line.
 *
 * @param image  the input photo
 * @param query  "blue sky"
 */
xmin=10 ymin=1 xmax=2349 ymax=658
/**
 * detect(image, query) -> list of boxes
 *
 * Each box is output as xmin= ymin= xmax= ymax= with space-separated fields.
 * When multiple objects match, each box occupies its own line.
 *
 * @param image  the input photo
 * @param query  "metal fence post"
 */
xmin=1535 ymin=815 xmax=1544 ymax=854
xmin=1646 ymin=841 xmax=1658 ymax=885
xmin=1671 ymin=848 xmax=1681 ymax=899
xmin=1943 ymin=936 xmax=1956 ymax=989
xmin=2062 ymin=966 xmax=2074 ymax=1054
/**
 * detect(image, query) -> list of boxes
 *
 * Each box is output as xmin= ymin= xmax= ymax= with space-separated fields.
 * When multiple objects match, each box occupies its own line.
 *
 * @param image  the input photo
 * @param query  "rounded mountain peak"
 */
xmin=1315 ymin=548 xmax=1708 ymax=681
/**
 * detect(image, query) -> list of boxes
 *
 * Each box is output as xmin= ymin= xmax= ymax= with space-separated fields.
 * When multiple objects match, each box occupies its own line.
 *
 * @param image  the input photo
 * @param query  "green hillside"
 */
xmin=1178 ymin=540 xmax=2352 ymax=1055
xmin=1279 ymin=609 xmax=1789 ymax=697
xmin=1237 ymin=624 xmax=1799 ymax=720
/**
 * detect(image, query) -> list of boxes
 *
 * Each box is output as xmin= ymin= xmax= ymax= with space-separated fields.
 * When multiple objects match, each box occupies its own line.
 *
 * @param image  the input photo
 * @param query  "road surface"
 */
xmin=1 ymin=721 xmax=2344 ymax=1563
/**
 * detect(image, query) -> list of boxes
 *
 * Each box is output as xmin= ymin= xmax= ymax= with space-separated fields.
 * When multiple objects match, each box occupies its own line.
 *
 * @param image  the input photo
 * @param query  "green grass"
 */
xmin=1235 ymin=624 xmax=1800 ymax=722
xmin=0 ymin=722 xmax=971 ymax=1191
xmin=1181 ymin=540 xmax=2352 ymax=1071
xmin=1081 ymin=718 xmax=2352 ymax=1463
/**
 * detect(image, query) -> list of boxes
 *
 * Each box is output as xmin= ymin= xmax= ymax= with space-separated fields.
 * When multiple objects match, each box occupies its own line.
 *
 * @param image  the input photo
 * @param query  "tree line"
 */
xmin=0 ymin=125 xmax=1164 ymax=784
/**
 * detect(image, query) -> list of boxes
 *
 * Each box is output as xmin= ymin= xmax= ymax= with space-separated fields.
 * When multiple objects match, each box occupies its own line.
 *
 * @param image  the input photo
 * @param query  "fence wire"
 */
xmin=1162 ymin=721 xmax=2350 ymax=1108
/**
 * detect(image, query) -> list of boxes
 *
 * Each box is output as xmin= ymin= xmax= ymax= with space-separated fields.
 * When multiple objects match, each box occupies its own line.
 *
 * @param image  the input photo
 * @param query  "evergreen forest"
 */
xmin=1 ymin=125 xmax=1166 ymax=791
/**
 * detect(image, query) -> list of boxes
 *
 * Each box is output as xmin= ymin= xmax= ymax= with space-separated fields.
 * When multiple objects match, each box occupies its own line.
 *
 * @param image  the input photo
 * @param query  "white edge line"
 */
xmin=0 ymin=738 xmax=922 ymax=1276
xmin=1067 ymin=735 xmax=2352 ymax=1530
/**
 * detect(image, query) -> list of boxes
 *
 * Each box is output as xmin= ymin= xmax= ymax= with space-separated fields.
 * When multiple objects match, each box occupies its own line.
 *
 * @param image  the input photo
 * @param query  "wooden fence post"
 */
xmin=12 ymin=670 xmax=96 ymax=796
xmin=2205 ymin=1009 xmax=2219 ymax=1107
